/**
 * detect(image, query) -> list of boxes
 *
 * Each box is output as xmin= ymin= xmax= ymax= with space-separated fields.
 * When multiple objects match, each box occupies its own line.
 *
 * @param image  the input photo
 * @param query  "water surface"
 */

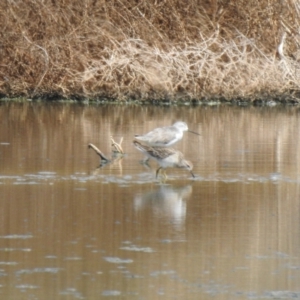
xmin=0 ymin=101 xmax=300 ymax=299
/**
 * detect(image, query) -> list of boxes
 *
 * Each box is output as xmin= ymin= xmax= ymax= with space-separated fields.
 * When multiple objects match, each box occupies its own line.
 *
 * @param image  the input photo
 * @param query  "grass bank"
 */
xmin=1 ymin=0 xmax=300 ymax=102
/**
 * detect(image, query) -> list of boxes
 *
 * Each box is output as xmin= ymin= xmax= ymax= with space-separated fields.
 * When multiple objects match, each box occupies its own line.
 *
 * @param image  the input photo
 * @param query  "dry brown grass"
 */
xmin=1 ymin=0 xmax=300 ymax=101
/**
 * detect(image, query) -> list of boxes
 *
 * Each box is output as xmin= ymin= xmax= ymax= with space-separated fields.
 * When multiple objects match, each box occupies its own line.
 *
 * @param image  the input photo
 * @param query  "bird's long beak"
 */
xmin=188 ymin=130 xmax=201 ymax=136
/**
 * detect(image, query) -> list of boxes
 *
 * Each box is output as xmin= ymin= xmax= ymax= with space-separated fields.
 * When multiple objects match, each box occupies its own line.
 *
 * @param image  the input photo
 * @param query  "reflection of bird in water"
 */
xmin=133 ymin=141 xmax=195 ymax=179
xmin=134 ymin=121 xmax=200 ymax=147
xmin=134 ymin=185 xmax=192 ymax=228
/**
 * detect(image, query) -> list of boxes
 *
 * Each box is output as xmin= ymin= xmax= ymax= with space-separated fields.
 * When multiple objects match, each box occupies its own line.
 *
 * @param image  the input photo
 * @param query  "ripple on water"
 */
xmin=60 ymin=288 xmax=83 ymax=298
xmin=103 ymin=257 xmax=133 ymax=264
xmin=45 ymin=255 xmax=57 ymax=259
xmin=64 ymin=257 xmax=82 ymax=261
xmin=15 ymin=284 xmax=39 ymax=289
xmin=0 ymin=234 xmax=33 ymax=239
xmin=235 ymin=291 xmax=300 ymax=299
xmin=102 ymin=290 xmax=121 ymax=296
xmin=0 ymin=248 xmax=31 ymax=252
xmin=15 ymin=268 xmax=62 ymax=275
xmin=150 ymin=270 xmax=177 ymax=277
xmin=37 ymin=171 xmax=57 ymax=175
xmin=13 ymin=180 xmax=39 ymax=185
xmin=0 ymin=262 xmax=18 ymax=265
xmin=0 ymin=271 xmax=7 ymax=277
xmin=2 ymin=171 xmax=300 ymax=186
xmin=120 ymin=245 xmax=155 ymax=253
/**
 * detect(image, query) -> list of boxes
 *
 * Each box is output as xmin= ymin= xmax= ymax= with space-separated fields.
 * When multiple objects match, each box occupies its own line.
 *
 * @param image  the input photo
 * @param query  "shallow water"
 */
xmin=0 ymin=101 xmax=300 ymax=299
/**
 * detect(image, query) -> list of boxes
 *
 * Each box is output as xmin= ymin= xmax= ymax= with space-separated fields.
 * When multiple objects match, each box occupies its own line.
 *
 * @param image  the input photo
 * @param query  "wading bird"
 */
xmin=133 ymin=140 xmax=195 ymax=179
xmin=134 ymin=121 xmax=200 ymax=148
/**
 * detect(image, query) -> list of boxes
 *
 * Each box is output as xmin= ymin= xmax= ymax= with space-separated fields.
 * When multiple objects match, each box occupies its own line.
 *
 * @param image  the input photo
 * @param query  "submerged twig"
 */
xmin=111 ymin=136 xmax=124 ymax=154
xmin=88 ymin=135 xmax=125 ymax=170
xmin=88 ymin=143 xmax=110 ymax=162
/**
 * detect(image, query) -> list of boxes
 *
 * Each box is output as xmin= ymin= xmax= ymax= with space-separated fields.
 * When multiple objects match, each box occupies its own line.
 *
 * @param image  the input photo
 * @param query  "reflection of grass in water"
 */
xmin=2 ymin=1 xmax=300 ymax=100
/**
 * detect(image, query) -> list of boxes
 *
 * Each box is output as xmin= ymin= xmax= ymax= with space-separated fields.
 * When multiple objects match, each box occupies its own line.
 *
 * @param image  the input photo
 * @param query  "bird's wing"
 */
xmin=146 ymin=147 xmax=177 ymax=159
xmin=142 ymin=127 xmax=179 ymax=145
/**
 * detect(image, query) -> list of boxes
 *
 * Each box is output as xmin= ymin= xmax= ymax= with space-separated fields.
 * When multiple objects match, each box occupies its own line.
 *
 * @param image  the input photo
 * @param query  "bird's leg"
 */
xmin=156 ymin=167 xmax=162 ymax=178
xmin=139 ymin=156 xmax=151 ymax=167
xmin=162 ymin=170 xmax=168 ymax=180
xmin=190 ymin=170 xmax=195 ymax=178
